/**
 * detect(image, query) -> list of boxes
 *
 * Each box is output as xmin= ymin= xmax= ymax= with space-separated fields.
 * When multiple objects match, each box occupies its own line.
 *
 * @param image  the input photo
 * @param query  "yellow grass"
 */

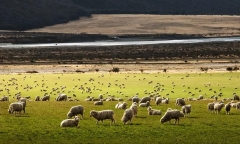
xmin=28 ymin=14 xmax=240 ymax=36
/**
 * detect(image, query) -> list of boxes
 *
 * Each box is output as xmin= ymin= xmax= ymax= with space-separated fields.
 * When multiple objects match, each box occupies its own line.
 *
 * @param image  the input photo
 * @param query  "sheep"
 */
xmin=90 ymin=110 xmax=115 ymax=124
xmin=132 ymin=96 xmax=140 ymax=103
xmin=139 ymin=96 xmax=151 ymax=103
xmin=214 ymin=103 xmax=225 ymax=114
xmin=56 ymin=94 xmax=67 ymax=101
xmin=160 ymin=109 xmax=184 ymax=124
xmin=230 ymin=102 xmax=237 ymax=108
xmin=225 ymin=102 xmax=231 ymax=115
xmin=121 ymin=108 xmax=134 ymax=124
xmin=139 ymin=101 xmax=150 ymax=107
xmin=236 ymin=102 xmax=240 ymax=110
xmin=233 ymin=94 xmax=240 ymax=101
xmin=8 ymin=102 xmax=24 ymax=114
xmin=161 ymin=98 xmax=169 ymax=104
xmin=35 ymin=96 xmax=40 ymax=101
xmin=60 ymin=116 xmax=80 ymax=127
xmin=147 ymin=106 xmax=161 ymax=115
xmin=155 ymin=97 xmax=162 ymax=105
xmin=41 ymin=95 xmax=50 ymax=101
xmin=175 ymin=98 xmax=186 ymax=106
xmin=99 ymin=94 xmax=103 ymax=99
xmin=94 ymin=99 xmax=103 ymax=105
xmin=115 ymin=102 xmax=127 ymax=109
xmin=130 ymin=102 xmax=138 ymax=116
xmin=19 ymin=98 xmax=27 ymax=113
xmin=199 ymin=95 xmax=204 ymax=100
xmin=67 ymin=105 xmax=84 ymax=119
xmin=0 ymin=96 xmax=9 ymax=101
xmin=181 ymin=104 xmax=191 ymax=117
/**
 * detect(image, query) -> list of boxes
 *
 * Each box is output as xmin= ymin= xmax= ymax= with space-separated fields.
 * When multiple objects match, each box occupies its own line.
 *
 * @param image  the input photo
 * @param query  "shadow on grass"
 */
xmin=135 ymin=116 xmax=147 ymax=118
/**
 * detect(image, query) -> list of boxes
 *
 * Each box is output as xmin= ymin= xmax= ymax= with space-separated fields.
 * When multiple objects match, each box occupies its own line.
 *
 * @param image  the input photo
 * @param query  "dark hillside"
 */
xmin=0 ymin=0 xmax=91 ymax=30
xmin=73 ymin=0 xmax=240 ymax=15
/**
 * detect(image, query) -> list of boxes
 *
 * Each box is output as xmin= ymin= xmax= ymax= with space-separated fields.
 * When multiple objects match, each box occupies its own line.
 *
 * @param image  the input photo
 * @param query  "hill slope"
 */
xmin=0 ymin=0 xmax=91 ymax=30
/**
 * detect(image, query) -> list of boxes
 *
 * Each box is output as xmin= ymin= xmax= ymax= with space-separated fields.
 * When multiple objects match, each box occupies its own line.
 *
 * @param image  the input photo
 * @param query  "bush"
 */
xmin=26 ymin=70 xmax=38 ymax=73
xmin=233 ymin=67 xmax=239 ymax=71
xmin=111 ymin=67 xmax=120 ymax=72
xmin=226 ymin=67 xmax=233 ymax=71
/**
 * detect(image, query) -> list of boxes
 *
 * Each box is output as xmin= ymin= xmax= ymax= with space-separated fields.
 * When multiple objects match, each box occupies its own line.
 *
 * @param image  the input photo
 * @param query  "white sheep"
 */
xmin=94 ymin=99 xmax=103 ymax=105
xmin=236 ymin=102 xmax=240 ymax=110
xmin=160 ymin=109 xmax=184 ymax=124
xmin=147 ymin=106 xmax=161 ymax=115
xmin=225 ymin=102 xmax=231 ymax=115
xmin=90 ymin=110 xmax=115 ymax=124
xmin=0 ymin=96 xmax=9 ymax=101
xmin=19 ymin=98 xmax=27 ymax=113
xmin=67 ymin=105 xmax=84 ymax=119
xmin=132 ymin=96 xmax=140 ymax=103
xmin=115 ymin=102 xmax=127 ymax=109
xmin=121 ymin=108 xmax=134 ymax=124
xmin=35 ymin=96 xmax=40 ymax=101
xmin=56 ymin=94 xmax=67 ymax=101
xmin=139 ymin=101 xmax=150 ymax=107
xmin=60 ymin=116 xmax=80 ymax=127
xmin=130 ymin=102 xmax=138 ymax=116
xmin=41 ymin=95 xmax=50 ymax=101
xmin=175 ymin=98 xmax=186 ymax=106
xmin=161 ymin=98 xmax=169 ymax=104
xmin=214 ymin=103 xmax=225 ymax=114
xmin=207 ymin=102 xmax=215 ymax=113
xmin=8 ymin=102 xmax=24 ymax=114
xmin=181 ymin=104 xmax=191 ymax=117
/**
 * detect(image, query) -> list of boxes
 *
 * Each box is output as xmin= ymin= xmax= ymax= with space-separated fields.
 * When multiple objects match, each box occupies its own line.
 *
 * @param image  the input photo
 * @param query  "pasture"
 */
xmin=1 ymin=72 xmax=240 ymax=144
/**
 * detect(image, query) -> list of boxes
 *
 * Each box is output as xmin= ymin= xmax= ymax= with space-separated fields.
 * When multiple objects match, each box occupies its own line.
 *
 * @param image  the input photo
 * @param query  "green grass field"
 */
xmin=1 ymin=72 xmax=240 ymax=144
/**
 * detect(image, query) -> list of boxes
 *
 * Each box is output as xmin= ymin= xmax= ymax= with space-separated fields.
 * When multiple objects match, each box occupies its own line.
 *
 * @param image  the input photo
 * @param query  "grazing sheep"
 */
xmin=225 ymin=102 xmax=231 ymax=115
xmin=8 ymin=102 xmax=24 ymax=114
xmin=139 ymin=96 xmax=151 ymax=103
xmin=160 ymin=109 xmax=184 ymax=124
xmin=132 ymin=96 xmax=140 ymax=103
xmin=130 ymin=102 xmax=138 ymax=116
xmin=214 ymin=103 xmax=225 ymax=114
xmin=115 ymin=102 xmax=127 ymax=109
xmin=0 ymin=96 xmax=9 ymax=101
xmin=147 ymin=106 xmax=161 ymax=115
xmin=99 ymin=94 xmax=103 ymax=99
xmin=155 ymin=97 xmax=162 ymax=105
xmin=181 ymin=104 xmax=191 ymax=117
xmin=175 ymin=98 xmax=186 ymax=106
xmin=161 ymin=98 xmax=169 ymax=104
xmin=67 ymin=105 xmax=84 ymax=119
xmin=199 ymin=95 xmax=204 ymax=100
xmin=233 ymin=94 xmax=240 ymax=101
xmin=35 ymin=96 xmax=40 ymax=101
xmin=90 ymin=110 xmax=115 ymax=124
xmin=41 ymin=95 xmax=50 ymax=101
xmin=236 ymin=102 xmax=240 ymax=110
xmin=230 ymin=102 xmax=237 ymax=108
xmin=139 ymin=101 xmax=150 ymax=107
xmin=60 ymin=116 xmax=80 ymax=127
xmin=121 ymin=108 xmax=134 ymax=124
xmin=56 ymin=94 xmax=67 ymax=101
xmin=94 ymin=99 xmax=103 ymax=105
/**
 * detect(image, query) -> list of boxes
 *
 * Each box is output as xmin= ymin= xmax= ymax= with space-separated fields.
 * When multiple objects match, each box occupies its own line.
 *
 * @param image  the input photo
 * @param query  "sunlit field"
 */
xmin=1 ymin=72 xmax=240 ymax=144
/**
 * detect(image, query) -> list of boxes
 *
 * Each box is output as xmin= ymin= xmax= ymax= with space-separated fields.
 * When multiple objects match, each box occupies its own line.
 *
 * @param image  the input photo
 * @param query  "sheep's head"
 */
xmin=74 ymin=116 xmax=79 ymax=121
xmin=147 ymin=106 xmax=152 ymax=111
xmin=90 ymin=110 xmax=97 ymax=117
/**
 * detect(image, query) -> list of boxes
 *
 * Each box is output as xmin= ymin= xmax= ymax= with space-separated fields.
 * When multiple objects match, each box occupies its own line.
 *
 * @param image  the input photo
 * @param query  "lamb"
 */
xmin=60 ymin=116 xmax=80 ymax=127
xmin=8 ymin=102 xmax=24 ymax=114
xmin=139 ymin=96 xmax=151 ymax=103
xmin=214 ymin=103 xmax=225 ymax=114
xmin=94 ymin=99 xmax=103 ymax=105
xmin=56 ymin=94 xmax=67 ymax=101
xmin=175 ymin=98 xmax=186 ymax=106
xmin=181 ymin=104 xmax=191 ymax=117
xmin=155 ymin=97 xmax=162 ymax=105
xmin=121 ymin=108 xmax=134 ymax=124
xmin=130 ymin=102 xmax=138 ymax=116
xmin=35 ymin=96 xmax=40 ymax=101
xmin=160 ymin=109 xmax=184 ymax=124
xmin=41 ymin=95 xmax=50 ymax=101
xmin=225 ymin=102 xmax=231 ymax=115
xmin=90 ymin=110 xmax=115 ymax=124
xmin=67 ymin=105 xmax=84 ymax=119
xmin=115 ymin=102 xmax=127 ymax=109
xmin=147 ymin=106 xmax=161 ymax=115
xmin=139 ymin=101 xmax=150 ymax=107
xmin=19 ymin=98 xmax=27 ymax=113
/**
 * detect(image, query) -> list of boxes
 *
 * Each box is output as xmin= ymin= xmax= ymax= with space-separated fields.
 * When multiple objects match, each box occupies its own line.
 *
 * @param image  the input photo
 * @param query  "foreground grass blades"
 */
xmin=1 ymin=72 xmax=240 ymax=144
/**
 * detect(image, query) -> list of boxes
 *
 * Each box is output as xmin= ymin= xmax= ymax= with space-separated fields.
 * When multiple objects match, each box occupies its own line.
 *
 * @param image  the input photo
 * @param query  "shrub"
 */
xmin=111 ymin=67 xmax=120 ymax=73
xmin=26 ymin=70 xmax=38 ymax=73
xmin=163 ymin=69 xmax=167 ymax=73
xmin=233 ymin=67 xmax=239 ymax=71
xmin=95 ymin=69 xmax=99 ymax=72
xmin=226 ymin=67 xmax=233 ymax=71
xmin=140 ymin=69 xmax=144 ymax=73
